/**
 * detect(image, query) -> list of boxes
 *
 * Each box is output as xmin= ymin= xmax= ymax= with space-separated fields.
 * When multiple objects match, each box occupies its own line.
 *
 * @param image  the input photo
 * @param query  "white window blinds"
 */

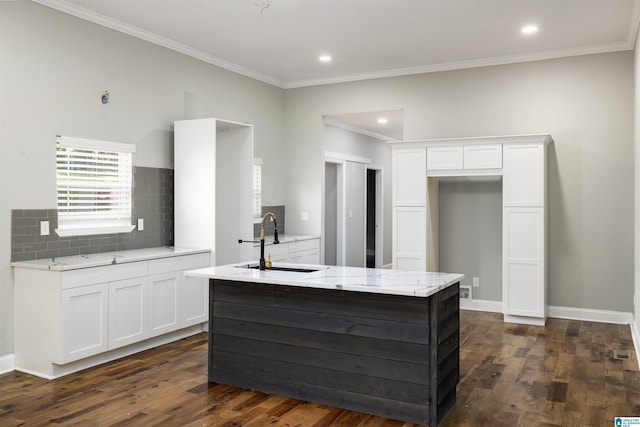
xmin=56 ymin=136 xmax=136 ymax=236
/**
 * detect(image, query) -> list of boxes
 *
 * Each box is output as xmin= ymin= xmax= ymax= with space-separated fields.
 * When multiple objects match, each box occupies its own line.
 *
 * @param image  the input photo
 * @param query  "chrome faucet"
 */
xmin=259 ymin=212 xmax=280 ymax=270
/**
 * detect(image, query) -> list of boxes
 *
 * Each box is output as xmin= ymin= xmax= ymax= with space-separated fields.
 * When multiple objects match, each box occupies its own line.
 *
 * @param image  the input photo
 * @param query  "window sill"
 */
xmin=55 ymin=224 xmax=136 ymax=237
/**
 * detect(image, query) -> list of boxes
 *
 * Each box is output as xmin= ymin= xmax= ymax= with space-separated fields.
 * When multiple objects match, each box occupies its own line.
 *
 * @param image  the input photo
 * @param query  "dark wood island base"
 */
xmin=208 ymin=279 xmax=460 ymax=426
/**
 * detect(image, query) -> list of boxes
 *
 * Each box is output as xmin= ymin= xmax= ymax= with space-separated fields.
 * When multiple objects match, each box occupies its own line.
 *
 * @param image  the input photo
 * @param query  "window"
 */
xmin=56 ymin=136 xmax=136 ymax=236
xmin=253 ymin=158 xmax=263 ymax=219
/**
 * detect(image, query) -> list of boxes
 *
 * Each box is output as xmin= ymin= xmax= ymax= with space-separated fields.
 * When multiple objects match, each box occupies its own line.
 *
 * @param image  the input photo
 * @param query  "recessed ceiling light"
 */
xmin=377 ymin=118 xmax=388 ymax=125
xmin=521 ymin=24 xmax=539 ymax=35
xmin=319 ymin=55 xmax=332 ymax=63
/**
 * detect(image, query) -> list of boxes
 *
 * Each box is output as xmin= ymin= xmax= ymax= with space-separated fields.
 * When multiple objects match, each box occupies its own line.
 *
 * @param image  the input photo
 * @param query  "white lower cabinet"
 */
xmin=13 ymin=251 xmax=210 ymax=379
xmin=148 ymin=272 xmax=180 ymax=337
xmin=503 ymin=207 xmax=546 ymax=323
xmin=60 ymin=283 xmax=109 ymax=363
xmin=182 ymin=273 xmax=209 ymax=326
xmin=392 ymin=206 xmax=427 ymax=271
xmin=109 ymin=277 xmax=148 ymax=350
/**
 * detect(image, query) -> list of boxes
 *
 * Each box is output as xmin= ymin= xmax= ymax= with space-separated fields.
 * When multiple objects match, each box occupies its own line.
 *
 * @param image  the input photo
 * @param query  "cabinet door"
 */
xmin=503 ymin=207 xmax=545 ymax=318
xmin=393 ymin=148 xmax=426 ymax=206
xmin=392 ymin=207 xmax=426 ymax=271
xmin=61 ymin=283 xmax=108 ymax=363
xmin=464 ymin=144 xmax=502 ymax=169
xmin=182 ymin=274 xmax=209 ymax=327
xmin=148 ymin=272 xmax=181 ymax=337
xmin=109 ymin=277 xmax=148 ymax=349
xmin=503 ymin=143 xmax=545 ymax=206
xmin=427 ymin=146 xmax=463 ymax=171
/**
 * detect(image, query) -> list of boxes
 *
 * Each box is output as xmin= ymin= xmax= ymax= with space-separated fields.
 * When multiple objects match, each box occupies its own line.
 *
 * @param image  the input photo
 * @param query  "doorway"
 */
xmin=366 ymin=167 xmax=383 ymax=268
xmin=324 ymin=160 xmax=345 ymax=266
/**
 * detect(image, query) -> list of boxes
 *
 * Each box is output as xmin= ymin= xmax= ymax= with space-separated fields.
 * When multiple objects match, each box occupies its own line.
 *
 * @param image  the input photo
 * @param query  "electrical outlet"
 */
xmin=40 ymin=221 xmax=49 ymax=236
xmin=473 ymin=277 xmax=480 ymax=287
xmin=301 ymin=212 xmax=309 ymax=221
xmin=137 ymin=218 xmax=144 ymax=231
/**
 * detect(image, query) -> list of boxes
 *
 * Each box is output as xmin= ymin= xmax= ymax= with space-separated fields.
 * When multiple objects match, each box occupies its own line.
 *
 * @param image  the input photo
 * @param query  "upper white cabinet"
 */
xmin=464 ymin=144 xmax=502 ymax=169
xmin=175 ymin=118 xmax=254 ymax=266
xmin=427 ymin=143 xmax=503 ymax=174
xmin=427 ymin=146 xmax=463 ymax=171
xmin=503 ymin=143 xmax=545 ymax=206
xmin=392 ymin=147 xmax=426 ymax=206
xmin=389 ymin=134 xmax=552 ymax=326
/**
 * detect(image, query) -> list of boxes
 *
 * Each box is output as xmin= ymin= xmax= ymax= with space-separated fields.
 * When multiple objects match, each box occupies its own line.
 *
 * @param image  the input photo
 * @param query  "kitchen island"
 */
xmin=185 ymin=263 xmax=463 ymax=426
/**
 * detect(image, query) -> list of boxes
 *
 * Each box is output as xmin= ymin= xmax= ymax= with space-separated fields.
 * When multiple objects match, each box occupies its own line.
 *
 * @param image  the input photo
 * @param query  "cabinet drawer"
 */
xmin=61 ymin=261 xmax=147 ymax=289
xmin=427 ymin=146 xmax=463 ymax=170
xmin=464 ymin=144 xmax=502 ymax=169
xmin=148 ymin=253 xmax=210 ymax=275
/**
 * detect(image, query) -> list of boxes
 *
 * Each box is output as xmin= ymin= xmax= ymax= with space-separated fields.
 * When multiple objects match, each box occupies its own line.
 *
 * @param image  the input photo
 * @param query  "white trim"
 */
xmin=324 ymin=118 xmax=394 ymax=142
xmin=55 ymin=224 xmax=136 ymax=237
xmin=547 ymin=305 xmax=634 ymax=325
xmin=460 ymin=298 xmax=502 ymax=313
xmin=284 ymin=43 xmax=632 ymax=89
xmin=324 ymin=151 xmax=372 ymax=165
xmin=0 ymin=354 xmax=14 ymax=375
xmin=631 ymin=320 xmax=640 ymax=370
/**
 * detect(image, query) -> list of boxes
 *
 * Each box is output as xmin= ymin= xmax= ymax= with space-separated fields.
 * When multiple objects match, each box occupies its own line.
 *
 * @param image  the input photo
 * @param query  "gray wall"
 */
xmin=0 ymin=2 xmax=285 ymax=357
xmin=285 ymin=52 xmax=634 ymax=313
xmin=438 ymin=177 xmax=502 ymax=301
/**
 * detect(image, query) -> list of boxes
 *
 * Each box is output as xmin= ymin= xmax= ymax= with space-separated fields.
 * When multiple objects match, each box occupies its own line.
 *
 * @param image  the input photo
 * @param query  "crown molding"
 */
xmin=284 ymin=42 xmax=633 ymax=89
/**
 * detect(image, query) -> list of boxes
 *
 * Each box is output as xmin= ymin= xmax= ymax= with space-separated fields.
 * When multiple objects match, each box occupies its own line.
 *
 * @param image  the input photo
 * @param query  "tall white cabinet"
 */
xmin=174 ymin=118 xmax=254 ymax=266
xmin=390 ymin=134 xmax=552 ymax=325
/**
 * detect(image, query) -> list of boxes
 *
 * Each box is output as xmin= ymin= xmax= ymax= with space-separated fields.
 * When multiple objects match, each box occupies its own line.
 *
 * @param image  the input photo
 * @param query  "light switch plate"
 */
xmin=301 ymin=212 xmax=309 ymax=221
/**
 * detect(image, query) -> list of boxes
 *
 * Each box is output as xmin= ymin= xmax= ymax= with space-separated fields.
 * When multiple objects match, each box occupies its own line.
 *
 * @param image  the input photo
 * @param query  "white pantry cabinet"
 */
xmin=174 ymin=118 xmax=254 ymax=267
xmin=13 ymin=250 xmax=210 ymax=379
xmin=389 ymin=134 xmax=551 ymax=326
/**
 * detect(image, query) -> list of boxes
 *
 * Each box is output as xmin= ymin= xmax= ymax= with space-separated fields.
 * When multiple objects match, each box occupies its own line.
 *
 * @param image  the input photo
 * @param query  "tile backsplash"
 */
xmin=253 ymin=205 xmax=285 ymax=238
xmin=11 ymin=167 xmax=174 ymax=262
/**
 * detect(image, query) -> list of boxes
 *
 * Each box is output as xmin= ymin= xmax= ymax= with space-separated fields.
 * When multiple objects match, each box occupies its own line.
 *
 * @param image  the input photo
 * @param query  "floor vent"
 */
xmin=613 ymin=349 xmax=632 ymax=360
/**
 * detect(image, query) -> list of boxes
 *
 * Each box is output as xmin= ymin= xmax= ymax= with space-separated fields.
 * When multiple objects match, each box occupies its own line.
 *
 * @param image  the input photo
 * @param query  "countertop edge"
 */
xmin=11 ymin=247 xmax=211 ymax=271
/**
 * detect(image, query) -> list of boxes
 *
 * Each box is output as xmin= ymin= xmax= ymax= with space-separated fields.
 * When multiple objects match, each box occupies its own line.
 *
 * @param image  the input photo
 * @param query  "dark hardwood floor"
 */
xmin=1 ymin=310 xmax=639 ymax=426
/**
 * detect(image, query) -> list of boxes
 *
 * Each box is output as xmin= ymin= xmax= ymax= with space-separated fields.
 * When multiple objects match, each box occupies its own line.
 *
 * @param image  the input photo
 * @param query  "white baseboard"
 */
xmin=631 ymin=319 xmax=640 ymax=370
xmin=547 ymin=305 xmax=634 ymax=325
xmin=0 ymin=353 xmax=15 ymax=375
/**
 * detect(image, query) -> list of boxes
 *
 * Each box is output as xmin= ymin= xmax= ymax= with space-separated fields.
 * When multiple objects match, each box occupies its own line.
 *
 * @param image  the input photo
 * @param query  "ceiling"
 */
xmin=33 ymin=0 xmax=640 ymax=138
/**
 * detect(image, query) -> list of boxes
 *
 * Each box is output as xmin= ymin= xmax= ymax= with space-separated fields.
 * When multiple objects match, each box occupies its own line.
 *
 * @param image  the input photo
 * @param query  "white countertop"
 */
xmin=11 ymin=247 xmax=211 ymax=271
xmin=185 ymin=262 xmax=464 ymax=298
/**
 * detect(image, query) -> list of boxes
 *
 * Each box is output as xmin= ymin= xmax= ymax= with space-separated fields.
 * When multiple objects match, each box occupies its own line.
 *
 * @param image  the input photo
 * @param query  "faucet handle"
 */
xmin=266 ymin=253 xmax=272 ymax=268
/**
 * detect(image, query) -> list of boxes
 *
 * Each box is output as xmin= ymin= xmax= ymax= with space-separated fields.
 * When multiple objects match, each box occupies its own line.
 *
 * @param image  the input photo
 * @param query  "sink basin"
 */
xmin=238 ymin=264 xmax=320 ymax=273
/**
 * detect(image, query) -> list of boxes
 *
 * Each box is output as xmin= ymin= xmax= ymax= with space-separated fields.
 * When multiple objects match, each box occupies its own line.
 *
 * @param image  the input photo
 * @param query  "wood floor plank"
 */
xmin=1 ymin=310 xmax=639 ymax=426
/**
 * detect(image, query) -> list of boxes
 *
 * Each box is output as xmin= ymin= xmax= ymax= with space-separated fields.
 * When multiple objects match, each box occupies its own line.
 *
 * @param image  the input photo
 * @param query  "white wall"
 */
xmin=285 ymin=52 xmax=634 ymax=313
xmin=0 ymin=2 xmax=286 ymax=358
